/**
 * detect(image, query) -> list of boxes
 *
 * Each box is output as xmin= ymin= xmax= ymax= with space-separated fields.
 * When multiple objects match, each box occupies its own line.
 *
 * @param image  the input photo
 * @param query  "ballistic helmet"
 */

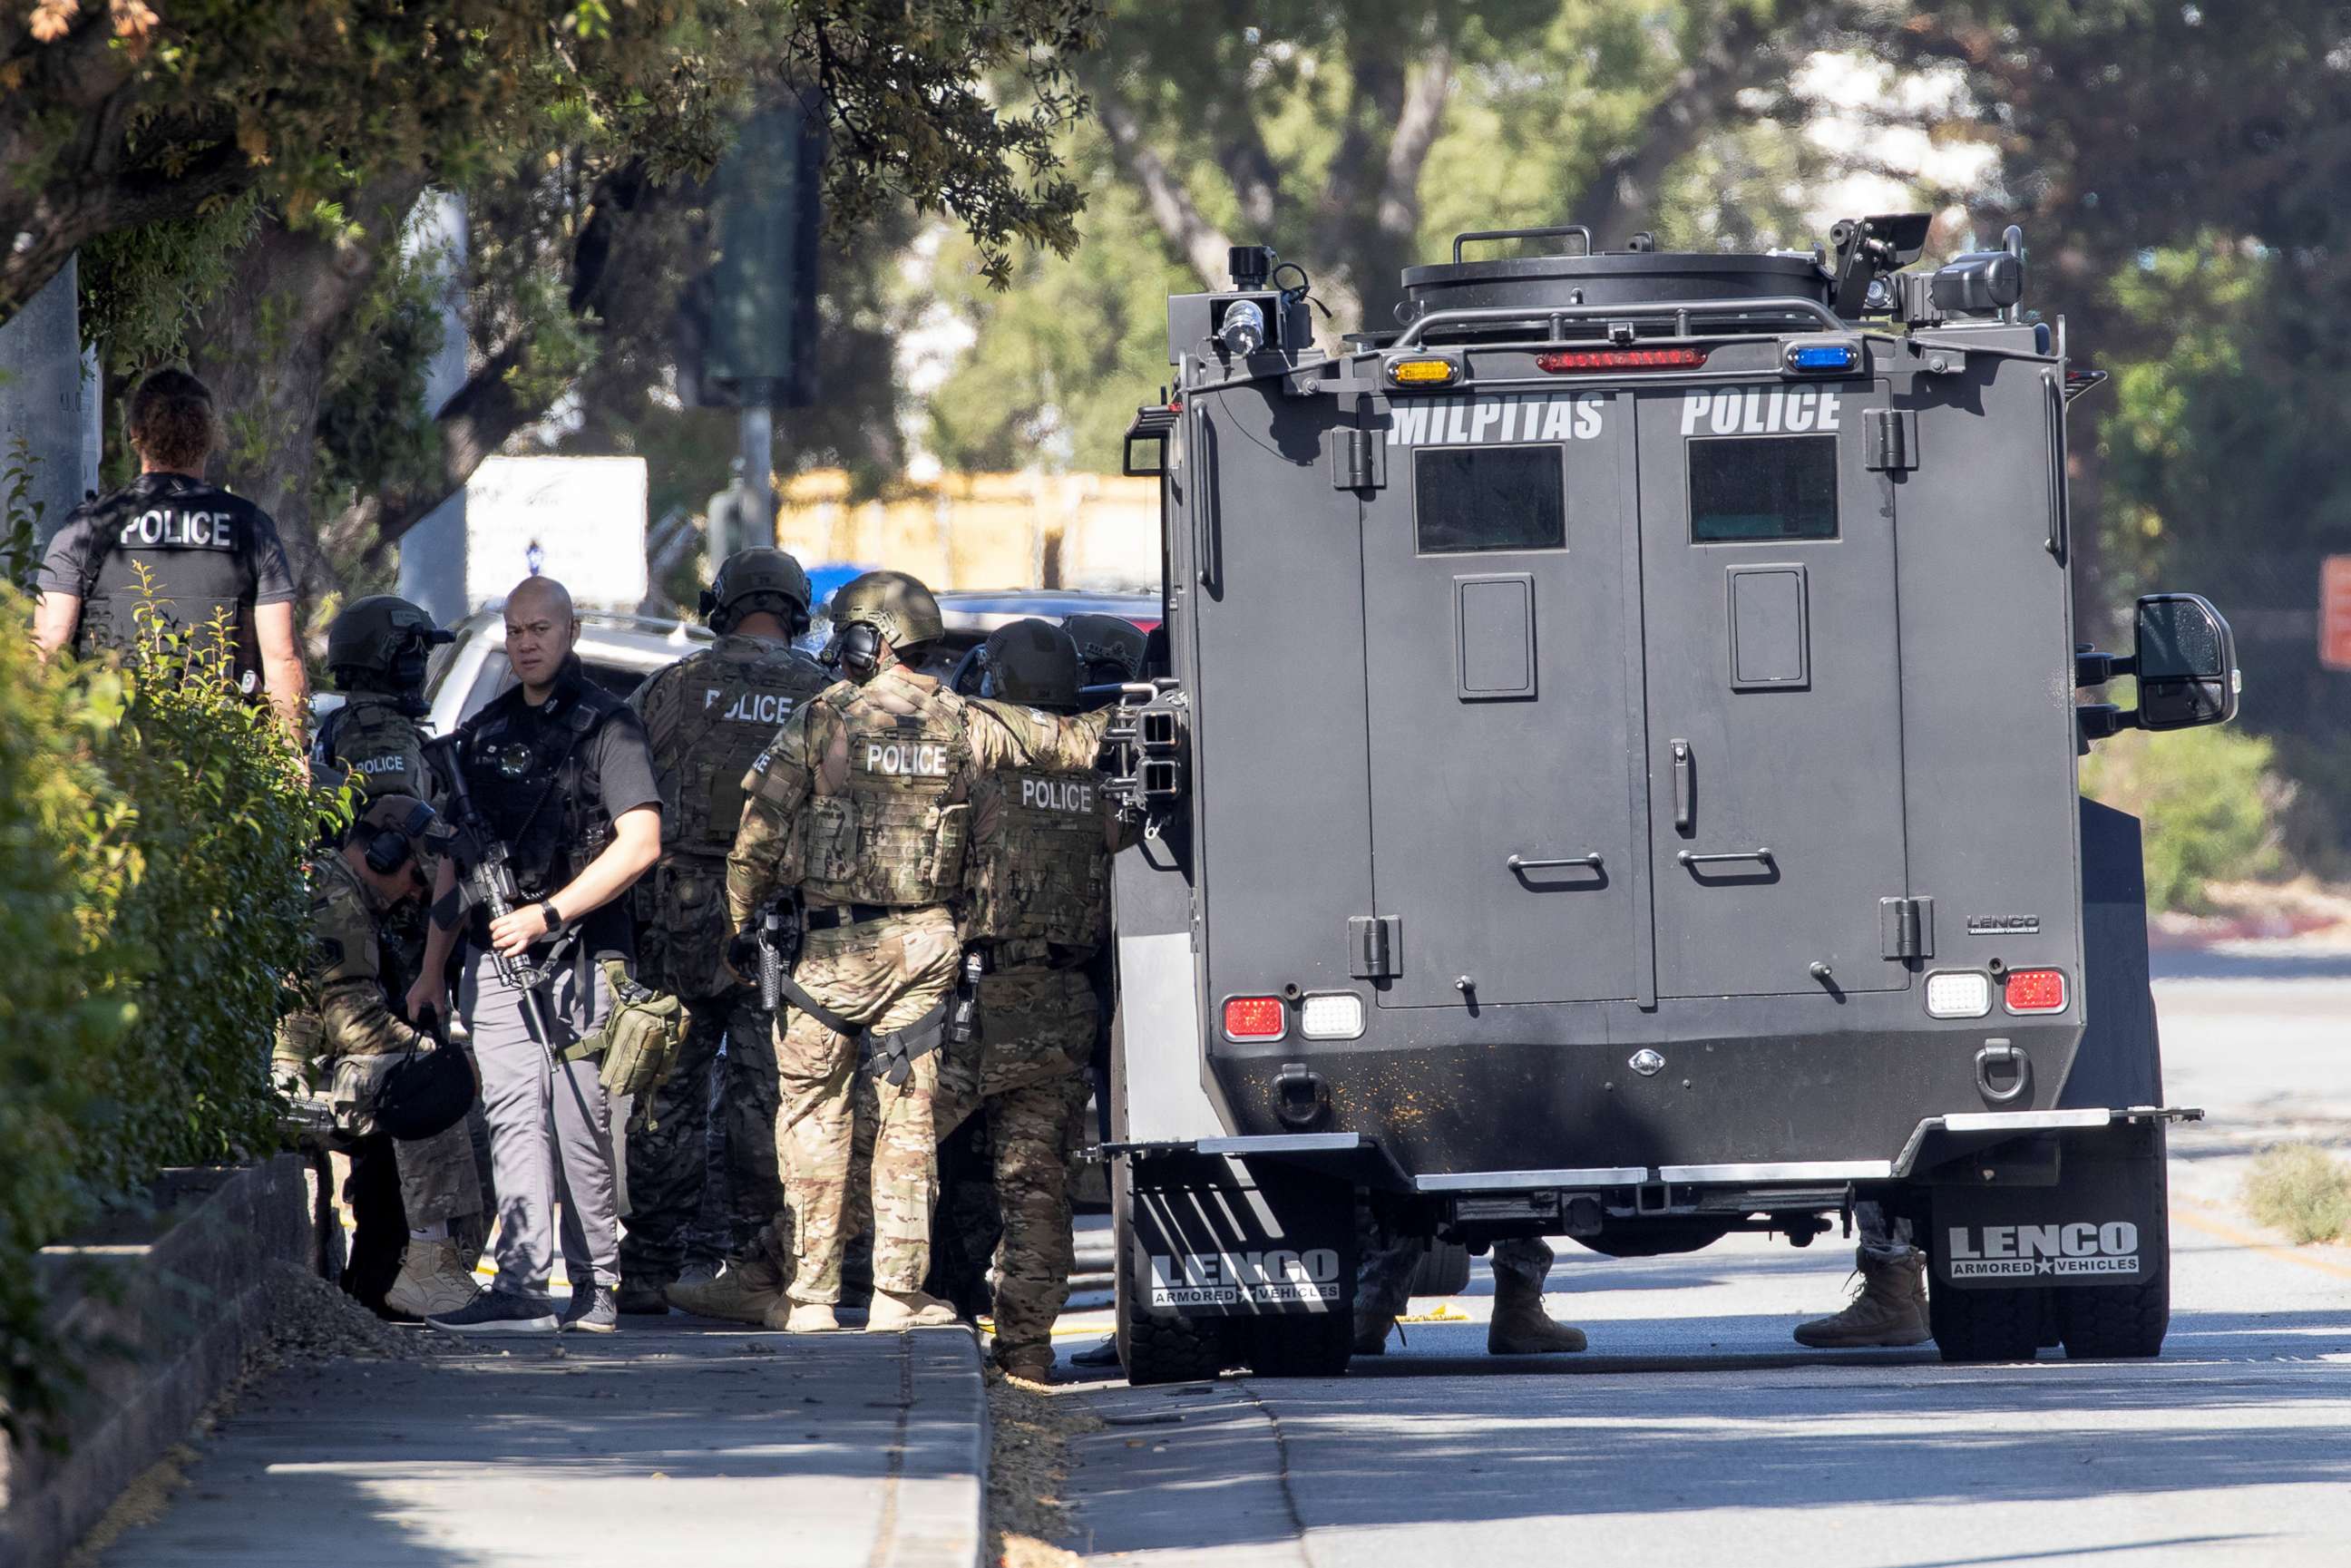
xmin=1062 ymin=612 xmax=1149 ymax=687
xmin=980 ymin=618 xmax=1082 ymax=711
xmin=354 ymin=793 xmax=453 ymax=891
xmin=701 ymin=547 xmax=814 ymax=637
xmin=326 ymin=596 xmax=453 ymax=696
xmin=826 ymin=570 xmax=945 ymax=677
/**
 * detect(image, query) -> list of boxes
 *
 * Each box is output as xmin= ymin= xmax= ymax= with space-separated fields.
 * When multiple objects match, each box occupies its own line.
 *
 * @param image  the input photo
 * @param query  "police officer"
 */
xmin=619 ymin=549 xmax=828 ymax=1320
xmin=409 ymin=577 xmax=663 ymax=1334
xmin=314 ymin=596 xmax=454 ymax=800
xmin=1791 ymin=1206 xmax=1928 ymax=1348
xmin=728 ymin=573 xmax=1109 ymax=1334
xmin=938 ymin=619 xmax=1129 ymax=1380
xmin=34 ymin=369 xmax=308 ymax=737
xmin=276 ymin=794 xmax=485 ymax=1320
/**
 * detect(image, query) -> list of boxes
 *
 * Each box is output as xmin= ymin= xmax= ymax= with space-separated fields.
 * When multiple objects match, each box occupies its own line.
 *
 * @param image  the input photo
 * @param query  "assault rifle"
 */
xmin=423 ymin=734 xmax=571 ymax=1054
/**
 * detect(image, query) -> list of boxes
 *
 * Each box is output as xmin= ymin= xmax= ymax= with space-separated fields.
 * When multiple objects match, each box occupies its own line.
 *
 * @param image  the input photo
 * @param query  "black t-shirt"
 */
xmin=457 ymin=662 xmax=660 ymax=959
xmin=38 ymin=472 xmax=296 ymax=681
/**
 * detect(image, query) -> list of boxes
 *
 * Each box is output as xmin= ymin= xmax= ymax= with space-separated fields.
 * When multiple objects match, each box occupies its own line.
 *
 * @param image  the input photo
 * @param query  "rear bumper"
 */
xmin=1108 ymin=1105 xmax=2202 ymax=1197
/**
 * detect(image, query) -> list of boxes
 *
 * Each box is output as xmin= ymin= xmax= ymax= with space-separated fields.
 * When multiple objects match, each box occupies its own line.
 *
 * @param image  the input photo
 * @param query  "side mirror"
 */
xmin=2132 ymin=592 xmax=2239 ymax=731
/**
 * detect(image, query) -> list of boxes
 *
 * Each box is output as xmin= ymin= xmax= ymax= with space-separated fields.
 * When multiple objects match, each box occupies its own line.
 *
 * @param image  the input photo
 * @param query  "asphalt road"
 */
xmin=1049 ymin=970 xmax=2351 ymax=1567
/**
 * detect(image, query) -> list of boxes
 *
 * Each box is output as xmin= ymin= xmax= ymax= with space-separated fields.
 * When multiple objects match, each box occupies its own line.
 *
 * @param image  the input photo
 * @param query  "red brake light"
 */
xmin=1223 ymin=996 xmax=1285 ymax=1040
xmin=2004 ymin=969 xmax=2068 ymax=1014
xmin=1536 ymin=346 xmax=1711 ymax=372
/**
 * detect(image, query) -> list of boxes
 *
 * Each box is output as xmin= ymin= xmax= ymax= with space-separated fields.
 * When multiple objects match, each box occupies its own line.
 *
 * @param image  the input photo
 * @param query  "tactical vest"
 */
xmin=315 ymin=695 xmax=434 ymax=803
xmin=457 ymin=667 xmax=629 ymax=901
xmin=67 ymin=472 xmax=274 ymax=679
xmin=653 ymin=636 xmax=828 ymax=857
xmin=799 ymin=675 xmax=971 ymax=908
xmin=962 ymin=702 xmax=1113 ymax=951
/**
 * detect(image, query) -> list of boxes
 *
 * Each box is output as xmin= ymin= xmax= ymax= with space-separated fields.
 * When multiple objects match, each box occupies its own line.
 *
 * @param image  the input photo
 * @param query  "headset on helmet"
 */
xmin=824 ymin=570 xmax=945 ymax=678
xmin=1062 ymin=611 xmax=1150 ymax=688
xmin=355 ymin=794 xmax=445 ymax=885
xmin=699 ymin=547 xmax=815 ymax=638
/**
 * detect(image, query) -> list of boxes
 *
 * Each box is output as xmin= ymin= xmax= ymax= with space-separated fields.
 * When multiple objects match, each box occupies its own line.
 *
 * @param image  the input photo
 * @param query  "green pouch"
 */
xmin=589 ymin=958 xmax=687 ymax=1099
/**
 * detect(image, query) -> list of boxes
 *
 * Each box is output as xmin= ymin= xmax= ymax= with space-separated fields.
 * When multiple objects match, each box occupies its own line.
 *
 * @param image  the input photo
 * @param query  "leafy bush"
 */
xmin=2078 ymin=724 xmax=2285 ymax=912
xmin=2243 ymin=1144 xmax=2351 ymax=1245
xmin=0 ymin=565 xmax=338 ymax=1443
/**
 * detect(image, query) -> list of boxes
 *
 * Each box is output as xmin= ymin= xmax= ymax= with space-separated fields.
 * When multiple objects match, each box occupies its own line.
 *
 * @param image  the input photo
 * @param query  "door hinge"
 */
xmin=1880 ymin=896 xmax=1935 ymax=960
xmin=1326 ymin=426 xmax=1386 ymax=491
xmin=1349 ymin=915 xmax=1401 ymax=979
xmin=1865 ymin=408 xmax=1918 ymax=472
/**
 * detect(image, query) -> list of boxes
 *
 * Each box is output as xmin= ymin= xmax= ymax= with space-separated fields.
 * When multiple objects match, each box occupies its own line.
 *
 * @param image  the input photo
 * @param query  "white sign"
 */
xmin=463 ymin=455 xmax=649 ymax=611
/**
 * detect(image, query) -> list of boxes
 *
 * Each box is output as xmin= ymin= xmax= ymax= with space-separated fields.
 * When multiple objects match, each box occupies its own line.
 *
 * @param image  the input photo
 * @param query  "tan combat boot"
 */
xmin=768 ymin=1300 xmax=843 ymax=1334
xmin=1487 ymin=1276 xmax=1589 ymax=1355
xmin=667 ymin=1258 xmax=784 ymax=1325
xmin=1793 ymin=1249 xmax=1929 ymax=1348
xmin=866 ymin=1289 xmax=961 ymax=1331
xmin=997 ymin=1348 xmax=1055 ymax=1384
xmin=385 ymin=1239 xmax=483 ymax=1320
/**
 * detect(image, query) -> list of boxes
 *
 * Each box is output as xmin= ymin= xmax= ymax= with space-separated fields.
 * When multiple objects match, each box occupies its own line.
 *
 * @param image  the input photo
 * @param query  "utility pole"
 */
xmin=0 ymin=258 xmax=95 ymax=552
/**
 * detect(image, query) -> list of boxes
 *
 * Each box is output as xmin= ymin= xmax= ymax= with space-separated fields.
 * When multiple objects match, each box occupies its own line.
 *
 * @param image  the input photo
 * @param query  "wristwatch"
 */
xmin=539 ymin=900 xmax=569 ymax=937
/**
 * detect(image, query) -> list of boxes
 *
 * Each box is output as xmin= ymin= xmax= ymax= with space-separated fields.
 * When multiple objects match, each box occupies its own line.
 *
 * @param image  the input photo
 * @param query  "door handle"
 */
xmin=1677 ymin=847 xmax=1774 ymax=869
xmin=1508 ymin=852 xmax=1605 ymax=873
xmin=1670 ymin=739 xmax=1693 ymax=833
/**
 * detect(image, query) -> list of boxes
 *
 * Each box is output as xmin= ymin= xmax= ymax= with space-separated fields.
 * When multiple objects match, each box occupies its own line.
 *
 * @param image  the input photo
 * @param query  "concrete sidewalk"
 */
xmin=94 ymin=1319 xmax=987 ymax=1568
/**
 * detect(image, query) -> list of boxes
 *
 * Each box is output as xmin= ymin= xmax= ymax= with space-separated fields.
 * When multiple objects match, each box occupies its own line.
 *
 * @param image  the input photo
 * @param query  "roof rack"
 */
xmin=1391 ymin=295 xmax=1845 ymax=350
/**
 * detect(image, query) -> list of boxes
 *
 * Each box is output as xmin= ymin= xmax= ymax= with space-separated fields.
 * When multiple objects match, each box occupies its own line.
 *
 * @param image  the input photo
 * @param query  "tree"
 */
xmin=36 ymin=0 xmax=1106 ymax=599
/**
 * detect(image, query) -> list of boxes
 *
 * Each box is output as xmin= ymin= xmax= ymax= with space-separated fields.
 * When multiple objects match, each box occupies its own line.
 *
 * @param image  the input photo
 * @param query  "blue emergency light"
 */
xmin=1786 ymin=342 xmax=1860 ymax=374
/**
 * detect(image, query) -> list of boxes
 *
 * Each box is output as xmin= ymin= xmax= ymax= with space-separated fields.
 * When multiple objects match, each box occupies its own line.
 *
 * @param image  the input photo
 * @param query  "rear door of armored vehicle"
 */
xmin=1634 ymin=377 xmax=1910 ymax=997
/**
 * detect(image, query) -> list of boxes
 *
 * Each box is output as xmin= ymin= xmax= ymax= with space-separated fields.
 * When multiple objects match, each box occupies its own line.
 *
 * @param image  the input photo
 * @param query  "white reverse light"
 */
xmin=1925 ymin=970 xmax=1993 ymax=1019
xmin=1299 ymin=992 xmax=1365 ymax=1040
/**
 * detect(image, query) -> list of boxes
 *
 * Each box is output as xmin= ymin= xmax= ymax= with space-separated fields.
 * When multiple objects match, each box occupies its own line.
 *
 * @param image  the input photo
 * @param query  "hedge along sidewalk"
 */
xmin=86 ymin=1318 xmax=990 ymax=1568
xmin=0 ymin=1155 xmax=332 ymax=1568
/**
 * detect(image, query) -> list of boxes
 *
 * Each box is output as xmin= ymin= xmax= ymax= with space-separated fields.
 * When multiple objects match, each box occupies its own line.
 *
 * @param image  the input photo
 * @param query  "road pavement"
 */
xmin=1049 ymin=970 xmax=2351 ymax=1566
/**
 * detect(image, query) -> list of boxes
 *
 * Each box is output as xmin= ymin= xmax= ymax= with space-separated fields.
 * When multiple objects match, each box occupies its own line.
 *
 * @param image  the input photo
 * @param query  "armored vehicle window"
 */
xmin=1413 ymin=446 xmax=1566 ymax=555
xmin=1689 ymin=435 xmax=1838 ymax=543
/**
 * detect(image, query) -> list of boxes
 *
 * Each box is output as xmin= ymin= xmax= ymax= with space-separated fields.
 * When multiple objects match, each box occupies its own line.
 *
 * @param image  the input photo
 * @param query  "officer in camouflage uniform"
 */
xmin=937 ymin=619 xmax=1130 ymax=1380
xmin=619 ymin=549 xmax=828 ymax=1318
xmin=277 ymin=794 xmax=484 ymax=1320
xmin=727 ymin=572 xmax=1107 ymax=1334
xmin=313 ymin=596 xmax=454 ymax=802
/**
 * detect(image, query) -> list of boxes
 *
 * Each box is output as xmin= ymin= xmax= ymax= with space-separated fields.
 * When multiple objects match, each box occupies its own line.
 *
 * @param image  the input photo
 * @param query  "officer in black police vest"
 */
xmin=408 ymin=576 xmax=664 ymax=1334
xmin=34 ymin=369 xmax=309 ymax=740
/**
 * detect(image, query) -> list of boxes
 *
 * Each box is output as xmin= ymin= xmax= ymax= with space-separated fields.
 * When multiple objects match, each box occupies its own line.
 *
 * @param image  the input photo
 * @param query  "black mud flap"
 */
xmin=1127 ymin=1151 xmax=1356 ymax=1320
xmin=1928 ymin=1121 xmax=2169 ymax=1292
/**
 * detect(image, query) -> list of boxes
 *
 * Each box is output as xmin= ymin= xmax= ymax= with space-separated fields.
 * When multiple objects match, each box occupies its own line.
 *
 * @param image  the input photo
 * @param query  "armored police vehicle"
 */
xmin=1106 ymin=216 xmax=2240 ymax=1379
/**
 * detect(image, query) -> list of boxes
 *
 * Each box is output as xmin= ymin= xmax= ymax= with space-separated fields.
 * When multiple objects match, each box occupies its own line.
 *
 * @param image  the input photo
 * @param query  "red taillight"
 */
xmin=2004 ymin=969 xmax=2068 ymax=1014
xmin=1223 ymin=996 xmax=1285 ymax=1040
xmin=1536 ymin=346 xmax=1711 ymax=372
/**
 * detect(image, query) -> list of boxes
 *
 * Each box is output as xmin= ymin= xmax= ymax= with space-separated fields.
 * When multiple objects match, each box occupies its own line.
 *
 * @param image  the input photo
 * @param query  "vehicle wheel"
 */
xmin=2056 ymin=1275 xmax=2169 ymax=1359
xmin=1243 ymin=1310 xmax=1353 ymax=1378
xmin=1113 ymin=1157 xmax=1229 ymax=1386
xmin=1929 ymin=1284 xmax=2046 ymax=1363
xmin=1409 ymin=1239 xmax=1472 ymax=1298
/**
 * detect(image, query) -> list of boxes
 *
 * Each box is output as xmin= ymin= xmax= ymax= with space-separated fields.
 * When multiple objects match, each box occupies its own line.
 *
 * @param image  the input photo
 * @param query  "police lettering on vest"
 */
xmin=702 ymin=687 xmax=799 ymax=727
xmin=1019 ymin=776 xmax=1096 ymax=813
xmin=116 ymin=508 xmax=239 ymax=550
xmin=863 ymin=741 xmax=951 ymax=777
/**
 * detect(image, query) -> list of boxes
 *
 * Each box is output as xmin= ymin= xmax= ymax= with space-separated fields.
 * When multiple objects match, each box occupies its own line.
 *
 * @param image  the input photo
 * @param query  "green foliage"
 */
xmin=2079 ymin=723 xmax=2284 ymax=913
xmin=2242 ymin=1144 xmax=2351 ymax=1245
xmin=0 ymin=521 xmax=338 ymax=1440
xmin=77 ymin=192 xmax=264 ymax=376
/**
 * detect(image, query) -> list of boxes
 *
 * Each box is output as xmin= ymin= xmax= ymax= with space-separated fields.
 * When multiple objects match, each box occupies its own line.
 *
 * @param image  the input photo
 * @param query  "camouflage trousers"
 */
xmin=939 ymin=966 xmax=1097 ymax=1367
xmin=618 ymin=983 xmax=781 ymax=1287
xmin=1856 ymin=1201 xmax=1917 ymax=1263
xmin=767 ymin=905 xmax=959 ymax=1306
xmin=394 ymin=1119 xmax=484 ymax=1230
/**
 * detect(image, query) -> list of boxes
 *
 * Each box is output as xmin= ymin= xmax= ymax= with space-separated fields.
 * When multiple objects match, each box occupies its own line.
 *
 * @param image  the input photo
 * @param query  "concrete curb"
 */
xmin=0 ymin=1155 xmax=327 ymax=1568
xmin=891 ymin=1329 xmax=993 ymax=1568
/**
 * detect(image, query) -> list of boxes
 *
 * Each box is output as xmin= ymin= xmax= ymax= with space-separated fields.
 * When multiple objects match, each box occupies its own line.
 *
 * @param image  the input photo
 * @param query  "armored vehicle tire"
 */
xmin=1929 ymin=1283 xmax=2046 ymax=1363
xmin=2054 ymin=1276 xmax=2169 ymax=1359
xmin=1112 ymin=1160 xmax=1231 ymax=1386
xmin=1410 ymin=1239 xmax=1473 ymax=1297
xmin=1242 ymin=1310 xmax=1353 ymax=1378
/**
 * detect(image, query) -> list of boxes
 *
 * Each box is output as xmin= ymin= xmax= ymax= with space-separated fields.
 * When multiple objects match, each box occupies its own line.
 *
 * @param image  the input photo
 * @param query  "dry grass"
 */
xmin=2243 ymin=1143 xmax=2351 ymax=1244
xmin=986 ymin=1365 xmax=1104 ymax=1568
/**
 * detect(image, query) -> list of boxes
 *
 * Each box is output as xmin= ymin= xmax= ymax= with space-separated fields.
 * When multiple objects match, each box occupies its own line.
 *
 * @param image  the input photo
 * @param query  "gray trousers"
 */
xmin=393 ymin=1121 xmax=483 ymax=1229
xmin=1857 ymin=1200 xmax=1918 ymax=1263
xmin=460 ymin=950 xmax=621 ymax=1293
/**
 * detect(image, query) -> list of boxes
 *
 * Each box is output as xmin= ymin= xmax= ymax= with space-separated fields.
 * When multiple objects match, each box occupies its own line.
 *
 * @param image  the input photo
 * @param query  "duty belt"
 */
xmin=804 ymin=902 xmax=894 ymax=932
xmin=977 ymin=938 xmax=1096 ymax=972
